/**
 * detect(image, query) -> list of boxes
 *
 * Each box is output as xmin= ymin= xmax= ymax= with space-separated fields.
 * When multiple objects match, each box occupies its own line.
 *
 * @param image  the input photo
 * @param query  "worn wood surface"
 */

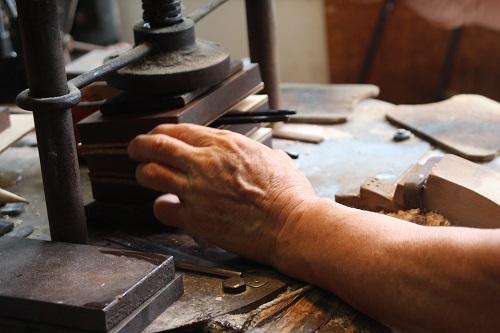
xmin=2 ymin=85 xmax=499 ymax=332
xmin=386 ymin=94 xmax=500 ymax=161
xmin=281 ymin=83 xmax=379 ymax=124
xmin=203 ymin=286 xmax=390 ymax=333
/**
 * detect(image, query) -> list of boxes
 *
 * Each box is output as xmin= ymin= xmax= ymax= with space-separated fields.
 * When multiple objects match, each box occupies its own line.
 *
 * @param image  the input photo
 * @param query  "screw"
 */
xmin=393 ymin=128 xmax=412 ymax=142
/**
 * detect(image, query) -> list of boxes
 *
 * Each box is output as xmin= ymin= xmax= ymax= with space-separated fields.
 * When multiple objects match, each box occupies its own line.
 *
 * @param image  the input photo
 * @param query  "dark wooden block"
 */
xmin=89 ymin=177 xmax=162 ymax=204
xmin=77 ymin=64 xmax=263 ymax=144
xmin=99 ymin=60 xmax=244 ymax=115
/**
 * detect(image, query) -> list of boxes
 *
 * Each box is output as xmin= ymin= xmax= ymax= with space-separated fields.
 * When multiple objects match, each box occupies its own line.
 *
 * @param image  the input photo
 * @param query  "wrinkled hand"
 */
xmin=128 ymin=124 xmax=317 ymax=264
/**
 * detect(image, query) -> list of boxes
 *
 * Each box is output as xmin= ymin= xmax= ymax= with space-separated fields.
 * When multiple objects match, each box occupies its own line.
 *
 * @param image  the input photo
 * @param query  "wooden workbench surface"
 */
xmin=1 ymin=85 xmax=499 ymax=332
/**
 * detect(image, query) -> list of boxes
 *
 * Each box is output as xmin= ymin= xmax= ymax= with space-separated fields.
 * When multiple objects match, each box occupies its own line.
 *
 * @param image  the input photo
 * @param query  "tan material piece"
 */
xmin=336 ymin=177 xmax=402 ymax=213
xmin=271 ymin=127 xmax=324 ymax=144
xmin=393 ymin=163 xmax=422 ymax=208
xmin=358 ymin=177 xmax=402 ymax=213
xmin=272 ymin=83 xmax=379 ymax=143
xmin=0 ymin=188 xmax=28 ymax=205
xmin=393 ymin=157 xmax=442 ymax=210
xmin=386 ymin=94 xmax=500 ymax=161
xmin=0 ymin=114 xmax=35 ymax=154
xmin=422 ymin=154 xmax=500 ymax=228
xmin=281 ymin=83 xmax=379 ymax=124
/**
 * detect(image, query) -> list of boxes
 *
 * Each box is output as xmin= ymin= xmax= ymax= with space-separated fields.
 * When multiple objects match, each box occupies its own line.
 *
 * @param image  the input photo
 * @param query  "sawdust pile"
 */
xmin=384 ymin=208 xmax=452 ymax=226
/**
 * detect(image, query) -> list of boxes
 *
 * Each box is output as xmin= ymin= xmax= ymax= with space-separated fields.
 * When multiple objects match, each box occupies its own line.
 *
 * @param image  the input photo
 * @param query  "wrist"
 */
xmin=269 ymin=197 xmax=339 ymax=280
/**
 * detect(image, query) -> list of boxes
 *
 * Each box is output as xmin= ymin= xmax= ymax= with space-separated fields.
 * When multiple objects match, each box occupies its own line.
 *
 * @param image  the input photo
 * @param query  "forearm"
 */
xmin=273 ymin=198 xmax=500 ymax=332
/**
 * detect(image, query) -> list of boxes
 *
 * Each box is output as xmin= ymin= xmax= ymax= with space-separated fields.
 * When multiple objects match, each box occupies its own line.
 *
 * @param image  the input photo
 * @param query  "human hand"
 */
xmin=127 ymin=124 xmax=318 ymax=264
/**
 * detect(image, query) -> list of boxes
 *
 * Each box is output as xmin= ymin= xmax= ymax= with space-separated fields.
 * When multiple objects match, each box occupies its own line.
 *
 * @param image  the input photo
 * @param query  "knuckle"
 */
xmin=150 ymin=136 xmax=171 ymax=155
xmin=136 ymin=163 xmax=158 ymax=184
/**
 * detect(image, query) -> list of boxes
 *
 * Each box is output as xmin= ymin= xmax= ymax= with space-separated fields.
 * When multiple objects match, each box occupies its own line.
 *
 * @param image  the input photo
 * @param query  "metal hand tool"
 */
xmin=104 ymin=232 xmax=267 ymax=290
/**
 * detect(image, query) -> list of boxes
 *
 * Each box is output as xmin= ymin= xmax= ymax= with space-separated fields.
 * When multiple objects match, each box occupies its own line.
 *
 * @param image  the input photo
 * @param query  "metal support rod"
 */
xmin=69 ymin=42 xmax=153 ymax=89
xmin=245 ymin=0 xmax=281 ymax=109
xmin=188 ymin=0 xmax=229 ymax=23
xmin=16 ymin=0 xmax=88 ymax=244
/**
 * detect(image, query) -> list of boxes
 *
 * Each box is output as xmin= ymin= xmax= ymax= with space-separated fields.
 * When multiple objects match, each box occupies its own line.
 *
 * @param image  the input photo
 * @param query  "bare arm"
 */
xmin=357 ymin=0 xmax=500 ymax=31
xmin=128 ymin=123 xmax=500 ymax=333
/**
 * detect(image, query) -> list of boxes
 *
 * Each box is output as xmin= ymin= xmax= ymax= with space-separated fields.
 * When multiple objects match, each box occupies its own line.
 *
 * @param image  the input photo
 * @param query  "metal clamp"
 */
xmin=16 ymin=82 xmax=81 ymax=112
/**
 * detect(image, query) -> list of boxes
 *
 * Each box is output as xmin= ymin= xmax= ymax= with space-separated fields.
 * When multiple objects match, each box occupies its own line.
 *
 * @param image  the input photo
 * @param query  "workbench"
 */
xmin=1 ymin=85 xmax=499 ymax=332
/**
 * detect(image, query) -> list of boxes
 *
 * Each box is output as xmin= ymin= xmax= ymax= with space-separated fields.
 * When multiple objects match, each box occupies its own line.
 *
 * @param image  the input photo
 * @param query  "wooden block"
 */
xmin=81 ymin=95 xmax=271 ymax=179
xmin=99 ymin=60 xmax=244 ymax=115
xmin=393 ymin=162 xmax=422 ymax=207
xmin=77 ymin=64 xmax=263 ymax=144
xmin=360 ymin=177 xmax=403 ymax=212
xmin=394 ymin=156 xmax=442 ymax=210
xmin=336 ymin=177 xmax=403 ymax=213
xmin=89 ymin=177 xmax=162 ymax=204
xmin=358 ymin=177 xmax=403 ymax=213
xmin=422 ymin=154 xmax=500 ymax=228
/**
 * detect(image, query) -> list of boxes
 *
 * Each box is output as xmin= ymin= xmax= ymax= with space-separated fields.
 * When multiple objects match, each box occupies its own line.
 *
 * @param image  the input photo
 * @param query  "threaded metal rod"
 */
xmin=142 ymin=0 xmax=183 ymax=27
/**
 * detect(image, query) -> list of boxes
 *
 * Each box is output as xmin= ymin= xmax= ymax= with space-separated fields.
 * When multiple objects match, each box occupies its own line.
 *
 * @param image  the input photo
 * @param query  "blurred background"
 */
xmin=1 ymin=0 xmax=499 ymax=104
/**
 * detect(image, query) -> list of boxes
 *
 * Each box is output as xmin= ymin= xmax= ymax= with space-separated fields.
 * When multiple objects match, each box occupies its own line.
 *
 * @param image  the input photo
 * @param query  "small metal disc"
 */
xmin=222 ymin=276 xmax=247 ymax=294
xmin=393 ymin=128 xmax=412 ymax=142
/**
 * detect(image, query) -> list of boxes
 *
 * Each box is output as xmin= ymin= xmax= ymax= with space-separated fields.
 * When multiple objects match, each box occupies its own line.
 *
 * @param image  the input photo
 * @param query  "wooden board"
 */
xmin=422 ymin=154 xmax=500 ymax=228
xmin=281 ymin=83 xmax=379 ymax=124
xmin=77 ymin=64 xmax=263 ymax=145
xmin=386 ymin=94 xmax=500 ymax=161
xmin=0 ymin=114 xmax=35 ymax=154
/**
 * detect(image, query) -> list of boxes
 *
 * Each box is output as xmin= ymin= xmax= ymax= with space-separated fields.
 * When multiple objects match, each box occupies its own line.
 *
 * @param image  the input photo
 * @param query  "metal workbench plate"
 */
xmin=0 ymin=237 xmax=178 ymax=332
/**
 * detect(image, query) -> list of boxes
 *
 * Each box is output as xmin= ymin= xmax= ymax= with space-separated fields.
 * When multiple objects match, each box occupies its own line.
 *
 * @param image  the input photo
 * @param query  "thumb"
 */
xmin=153 ymin=194 xmax=186 ymax=228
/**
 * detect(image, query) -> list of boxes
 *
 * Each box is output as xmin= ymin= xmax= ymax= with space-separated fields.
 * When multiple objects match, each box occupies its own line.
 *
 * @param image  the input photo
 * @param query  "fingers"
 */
xmin=136 ymin=162 xmax=188 ymax=195
xmin=149 ymin=123 xmax=234 ymax=147
xmin=128 ymin=133 xmax=196 ymax=173
xmin=153 ymin=193 xmax=186 ymax=228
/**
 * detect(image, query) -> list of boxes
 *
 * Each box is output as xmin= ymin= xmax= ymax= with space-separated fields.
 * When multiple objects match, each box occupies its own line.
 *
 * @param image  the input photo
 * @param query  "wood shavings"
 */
xmin=385 ymin=208 xmax=452 ymax=226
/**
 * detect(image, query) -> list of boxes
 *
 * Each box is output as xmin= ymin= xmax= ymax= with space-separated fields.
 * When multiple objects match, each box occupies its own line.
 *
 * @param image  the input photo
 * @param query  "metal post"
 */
xmin=16 ymin=0 xmax=88 ymax=244
xmin=245 ymin=0 xmax=281 ymax=109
